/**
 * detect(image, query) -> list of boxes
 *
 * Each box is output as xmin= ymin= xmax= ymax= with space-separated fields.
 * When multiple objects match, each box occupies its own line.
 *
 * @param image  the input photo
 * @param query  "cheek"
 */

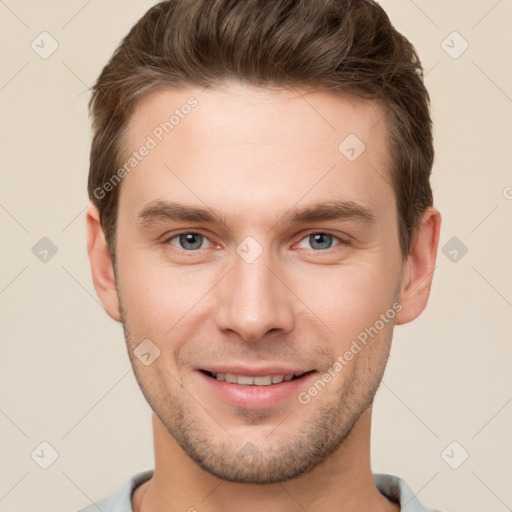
xmin=289 ymin=258 xmax=397 ymax=341
xmin=116 ymin=245 xmax=217 ymax=338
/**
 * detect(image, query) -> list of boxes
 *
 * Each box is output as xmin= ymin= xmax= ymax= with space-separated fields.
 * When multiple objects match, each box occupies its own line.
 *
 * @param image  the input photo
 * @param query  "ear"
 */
xmin=395 ymin=207 xmax=441 ymax=325
xmin=86 ymin=204 xmax=121 ymax=322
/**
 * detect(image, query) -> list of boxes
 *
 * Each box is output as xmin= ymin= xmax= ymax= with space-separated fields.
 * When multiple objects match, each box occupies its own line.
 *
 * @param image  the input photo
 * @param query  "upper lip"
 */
xmin=199 ymin=365 xmax=313 ymax=377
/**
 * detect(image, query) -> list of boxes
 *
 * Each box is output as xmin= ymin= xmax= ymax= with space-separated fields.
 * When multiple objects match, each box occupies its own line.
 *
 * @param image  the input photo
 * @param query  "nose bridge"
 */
xmin=215 ymin=242 xmax=293 ymax=341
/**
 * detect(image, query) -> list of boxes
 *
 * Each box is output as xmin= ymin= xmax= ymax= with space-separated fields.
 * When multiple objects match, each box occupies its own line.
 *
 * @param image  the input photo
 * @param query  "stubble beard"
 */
xmin=119 ymin=301 xmax=390 ymax=485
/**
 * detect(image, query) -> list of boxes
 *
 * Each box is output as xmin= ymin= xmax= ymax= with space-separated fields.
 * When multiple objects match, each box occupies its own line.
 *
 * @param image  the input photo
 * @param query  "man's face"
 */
xmin=114 ymin=83 xmax=405 ymax=483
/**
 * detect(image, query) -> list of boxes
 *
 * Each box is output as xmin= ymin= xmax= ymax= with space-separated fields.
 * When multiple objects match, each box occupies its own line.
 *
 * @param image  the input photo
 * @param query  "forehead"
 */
xmin=119 ymin=83 xmax=394 ymax=227
xmin=126 ymin=83 xmax=389 ymax=152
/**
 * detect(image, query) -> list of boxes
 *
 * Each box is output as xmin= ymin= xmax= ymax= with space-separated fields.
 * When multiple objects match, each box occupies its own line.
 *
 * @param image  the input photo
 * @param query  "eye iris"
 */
xmin=310 ymin=233 xmax=332 ymax=250
xmin=179 ymin=233 xmax=203 ymax=250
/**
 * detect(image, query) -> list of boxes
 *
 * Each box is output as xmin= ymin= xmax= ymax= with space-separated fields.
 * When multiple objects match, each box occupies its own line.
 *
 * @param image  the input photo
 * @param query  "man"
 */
xmin=80 ymin=0 xmax=442 ymax=510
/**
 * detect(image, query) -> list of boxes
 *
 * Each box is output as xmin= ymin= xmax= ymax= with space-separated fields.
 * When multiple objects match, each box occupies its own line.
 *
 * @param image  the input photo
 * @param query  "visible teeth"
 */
xmin=253 ymin=375 xmax=272 ymax=386
xmin=237 ymin=374 xmax=254 ymax=385
xmin=211 ymin=372 xmax=299 ymax=385
xmin=225 ymin=373 xmax=237 ymax=383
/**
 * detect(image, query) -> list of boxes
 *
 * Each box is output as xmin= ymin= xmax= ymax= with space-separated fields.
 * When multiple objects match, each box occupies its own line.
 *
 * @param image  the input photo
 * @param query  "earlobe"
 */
xmin=86 ymin=204 xmax=121 ymax=322
xmin=395 ymin=207 xmax=442 ymax=325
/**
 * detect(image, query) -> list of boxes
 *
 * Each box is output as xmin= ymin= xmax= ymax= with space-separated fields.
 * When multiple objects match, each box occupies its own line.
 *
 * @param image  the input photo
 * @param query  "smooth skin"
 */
xmin=87 ymin=83 xmax=441 ymax=512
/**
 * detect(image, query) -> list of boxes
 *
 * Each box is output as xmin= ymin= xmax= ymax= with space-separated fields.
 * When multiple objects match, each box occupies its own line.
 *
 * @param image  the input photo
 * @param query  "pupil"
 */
xmin=310 ymin=233 xmax=332 ymax=250
xmin=180 ymin=233 xmax=203 ymax=250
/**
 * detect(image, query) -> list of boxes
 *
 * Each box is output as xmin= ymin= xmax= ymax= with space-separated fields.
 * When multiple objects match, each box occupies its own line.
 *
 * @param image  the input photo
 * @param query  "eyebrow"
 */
xmin=136 ymin=199 xmax=377 ymax=229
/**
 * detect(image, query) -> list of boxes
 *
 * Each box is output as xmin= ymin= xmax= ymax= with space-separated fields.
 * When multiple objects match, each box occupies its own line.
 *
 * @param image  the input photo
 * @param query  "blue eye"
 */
xmin=164 ymin=231 xmax=346 ymax=253
xmin=297 ymin=233 xmax=343 ymax=250
xmin=169 ymin=232 xmax=209 ymax=251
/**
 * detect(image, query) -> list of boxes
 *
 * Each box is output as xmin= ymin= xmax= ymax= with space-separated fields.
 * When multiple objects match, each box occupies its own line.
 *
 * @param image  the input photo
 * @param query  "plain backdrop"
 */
xmin=1 ymin=1 xmax=511 ymax=511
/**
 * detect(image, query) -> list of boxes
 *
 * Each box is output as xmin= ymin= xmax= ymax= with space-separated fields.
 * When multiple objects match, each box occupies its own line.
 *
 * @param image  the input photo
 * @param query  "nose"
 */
xmin=214 ymin=246 xmax=295 ymax=342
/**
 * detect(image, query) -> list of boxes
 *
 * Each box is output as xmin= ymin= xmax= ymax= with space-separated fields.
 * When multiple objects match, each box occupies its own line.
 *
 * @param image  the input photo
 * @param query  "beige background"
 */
xmin=1 ymin=1 xmax=511 ymax=511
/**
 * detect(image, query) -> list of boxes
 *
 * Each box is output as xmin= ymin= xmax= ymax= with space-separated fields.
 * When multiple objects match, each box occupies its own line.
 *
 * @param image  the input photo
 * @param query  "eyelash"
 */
xmin=163 ymin=230 xmax=350 ymax=253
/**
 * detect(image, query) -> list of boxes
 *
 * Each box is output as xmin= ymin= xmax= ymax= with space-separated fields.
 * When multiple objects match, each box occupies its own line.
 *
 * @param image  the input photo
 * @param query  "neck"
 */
xmin=133 ymin=407 xmax=399 ymax=512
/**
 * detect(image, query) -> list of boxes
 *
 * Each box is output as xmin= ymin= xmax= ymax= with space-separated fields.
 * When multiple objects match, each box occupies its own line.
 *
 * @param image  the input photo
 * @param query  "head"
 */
xmin=87 ymin=0 xmax=440 ymax=484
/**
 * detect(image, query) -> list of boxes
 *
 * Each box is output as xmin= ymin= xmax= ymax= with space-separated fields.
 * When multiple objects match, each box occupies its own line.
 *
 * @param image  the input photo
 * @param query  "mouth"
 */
xmin=196 ymin=365 xmax=318 ymax=409
xmin=199 ymin=369 xmax=315 ymax=386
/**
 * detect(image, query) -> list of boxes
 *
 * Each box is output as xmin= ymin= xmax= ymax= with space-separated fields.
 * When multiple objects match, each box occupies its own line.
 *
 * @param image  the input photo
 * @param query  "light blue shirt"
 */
xmin=75 ymin=469 xmax=442 ymax=511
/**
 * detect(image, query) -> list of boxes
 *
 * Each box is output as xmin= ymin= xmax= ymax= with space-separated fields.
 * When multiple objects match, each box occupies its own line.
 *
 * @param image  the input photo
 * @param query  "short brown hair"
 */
xmin=88 ymin=0 xmax=433 ymax=262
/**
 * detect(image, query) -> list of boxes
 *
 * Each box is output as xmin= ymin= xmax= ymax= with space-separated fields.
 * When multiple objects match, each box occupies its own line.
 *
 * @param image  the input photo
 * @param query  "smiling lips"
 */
xmin=200 ymin=365 xmax=313 ymax=385
xmin=202 ymin=370 xmax=309 ymax=386
xmin=198 ymin=367 xmax=317 ymax=409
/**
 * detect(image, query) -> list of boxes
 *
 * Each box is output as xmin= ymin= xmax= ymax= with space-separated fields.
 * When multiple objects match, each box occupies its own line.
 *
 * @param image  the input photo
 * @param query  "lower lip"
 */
xmin=197 ymin=370 xmax=317 ymax=409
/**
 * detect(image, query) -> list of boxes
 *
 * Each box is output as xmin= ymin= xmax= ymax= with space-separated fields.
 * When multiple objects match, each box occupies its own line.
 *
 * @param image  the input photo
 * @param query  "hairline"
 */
xmin=105 ymin=81 xmax=407 ymax=264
